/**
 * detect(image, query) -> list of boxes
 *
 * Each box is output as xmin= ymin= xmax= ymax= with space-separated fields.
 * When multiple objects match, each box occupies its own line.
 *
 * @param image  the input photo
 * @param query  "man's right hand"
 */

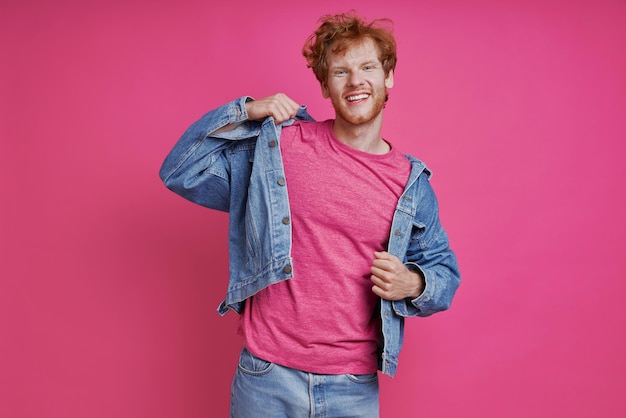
xmin=245 ymin=93 xmax=300 ymax=124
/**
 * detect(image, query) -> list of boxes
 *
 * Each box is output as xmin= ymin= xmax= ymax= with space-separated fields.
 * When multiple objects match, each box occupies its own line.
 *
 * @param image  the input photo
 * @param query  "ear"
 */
xmin=321 ymin=82 xmax=330 ymax=98
xmin=385 ymin=69 xmax=394 ymax=89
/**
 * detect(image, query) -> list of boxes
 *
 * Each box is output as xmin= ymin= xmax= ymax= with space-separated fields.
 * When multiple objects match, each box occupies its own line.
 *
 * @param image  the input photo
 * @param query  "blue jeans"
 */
xmin=230 ymin=348 xmax=380 ymax=418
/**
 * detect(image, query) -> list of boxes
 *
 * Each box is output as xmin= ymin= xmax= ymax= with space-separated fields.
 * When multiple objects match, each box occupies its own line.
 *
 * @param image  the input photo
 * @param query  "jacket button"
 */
xmin=393 ymin=230 xmax=402 ymax=236
xmin=277 ymin=178 xmax=286 ymax=186
xmin=269 ymin=140 xmax=277 ymax=147
xmin=282 ymin=217 xmax=290 ymax=224
xmin=283 ymin=265 xmax=292 ymax=274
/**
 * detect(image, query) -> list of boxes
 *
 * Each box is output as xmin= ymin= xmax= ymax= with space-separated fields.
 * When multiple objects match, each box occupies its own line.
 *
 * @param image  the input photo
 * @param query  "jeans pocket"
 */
xmin=346 ymin=372 xmax=378 ymax=384
xmin=237 ymin=348 xmax=274 ymax=376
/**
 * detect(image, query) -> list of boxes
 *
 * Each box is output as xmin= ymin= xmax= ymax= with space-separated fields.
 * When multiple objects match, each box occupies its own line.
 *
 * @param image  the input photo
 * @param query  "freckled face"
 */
xmin=322 ymin=37 xmax=394 ymax=127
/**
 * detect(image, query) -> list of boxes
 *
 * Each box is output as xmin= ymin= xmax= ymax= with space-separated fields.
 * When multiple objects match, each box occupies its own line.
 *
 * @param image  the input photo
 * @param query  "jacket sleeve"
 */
xmin=159 ymin=96 xmax=259 ymax=212
xmin=393 ymin=174 xmax=461 ymax=317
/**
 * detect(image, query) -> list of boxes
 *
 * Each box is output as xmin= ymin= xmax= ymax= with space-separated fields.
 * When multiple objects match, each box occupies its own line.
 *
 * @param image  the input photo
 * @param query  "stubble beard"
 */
xmin=332 ymin=88 xmax=387 ymax=126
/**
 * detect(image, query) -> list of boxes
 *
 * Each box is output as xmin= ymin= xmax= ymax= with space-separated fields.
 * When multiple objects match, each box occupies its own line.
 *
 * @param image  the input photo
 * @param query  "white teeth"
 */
xmin=346 ymin=93 xmax=369 ymax=101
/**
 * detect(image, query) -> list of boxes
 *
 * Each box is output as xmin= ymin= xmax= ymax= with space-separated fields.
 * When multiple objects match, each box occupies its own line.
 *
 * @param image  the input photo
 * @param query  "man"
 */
xmin=160 ymin=11 xmax=460 ymax=418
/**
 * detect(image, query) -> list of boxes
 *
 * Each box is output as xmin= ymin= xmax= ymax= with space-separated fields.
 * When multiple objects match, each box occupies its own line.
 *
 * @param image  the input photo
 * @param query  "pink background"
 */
xmin=2 ymin=0 xmax=625 ymax=416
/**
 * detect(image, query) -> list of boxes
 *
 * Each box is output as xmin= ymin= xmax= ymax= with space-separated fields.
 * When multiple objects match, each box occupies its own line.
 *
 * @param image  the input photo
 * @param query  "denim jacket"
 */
xmin=160 ymin=97 xmax=460 ymax=377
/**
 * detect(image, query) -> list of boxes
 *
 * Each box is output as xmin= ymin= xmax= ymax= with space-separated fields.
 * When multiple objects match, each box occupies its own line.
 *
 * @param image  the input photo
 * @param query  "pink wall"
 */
xmin=2 ymin=0 xmax=625 ymax=416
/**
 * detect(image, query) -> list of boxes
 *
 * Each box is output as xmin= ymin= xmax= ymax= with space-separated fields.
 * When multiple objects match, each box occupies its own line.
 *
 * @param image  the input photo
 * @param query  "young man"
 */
xmin=160 ymin=12 xmax=460 ymax=418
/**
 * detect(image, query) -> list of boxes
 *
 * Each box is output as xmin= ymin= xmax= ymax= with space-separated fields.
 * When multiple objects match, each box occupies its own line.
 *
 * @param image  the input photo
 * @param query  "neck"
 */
xmin=332 ymin=113 xmax=389 ymax=154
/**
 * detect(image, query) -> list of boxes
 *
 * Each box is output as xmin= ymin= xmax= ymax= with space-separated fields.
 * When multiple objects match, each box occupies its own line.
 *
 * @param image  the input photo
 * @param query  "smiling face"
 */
xmin=322 ymin=37 xmax=394 ymax=128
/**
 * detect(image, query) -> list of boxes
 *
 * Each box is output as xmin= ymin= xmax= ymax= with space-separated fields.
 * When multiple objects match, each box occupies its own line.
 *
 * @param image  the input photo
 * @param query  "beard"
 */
xmin=331 ymin=87 xmax=387 ymax=126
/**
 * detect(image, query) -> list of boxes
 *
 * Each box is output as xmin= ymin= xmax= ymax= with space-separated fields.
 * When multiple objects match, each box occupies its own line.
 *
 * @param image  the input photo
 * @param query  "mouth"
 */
xmin=345 ymin=93 xmax=370 ymax=103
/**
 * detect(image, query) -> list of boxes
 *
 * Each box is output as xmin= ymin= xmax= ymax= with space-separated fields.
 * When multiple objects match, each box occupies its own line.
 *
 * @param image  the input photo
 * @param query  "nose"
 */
xmin=347 ymin=70 xmax=364 ymax=87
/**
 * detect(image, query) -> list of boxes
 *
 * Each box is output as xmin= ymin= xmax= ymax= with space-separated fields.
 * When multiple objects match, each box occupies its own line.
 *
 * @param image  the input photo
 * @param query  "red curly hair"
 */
xmin=302 ymin=11 xmax=397 ymax=84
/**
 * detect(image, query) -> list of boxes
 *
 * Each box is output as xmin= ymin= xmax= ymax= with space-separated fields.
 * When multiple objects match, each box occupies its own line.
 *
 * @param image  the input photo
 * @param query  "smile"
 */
xmin=346 ymin=93 xmax=370 ymax=102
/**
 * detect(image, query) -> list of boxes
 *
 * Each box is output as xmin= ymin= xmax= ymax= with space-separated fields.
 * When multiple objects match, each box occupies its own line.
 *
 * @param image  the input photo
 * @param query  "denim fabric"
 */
xmin=160 ymin=97 xmax=461 ymax=376
xmin=230 ymin=348 xmax=380 ymax=418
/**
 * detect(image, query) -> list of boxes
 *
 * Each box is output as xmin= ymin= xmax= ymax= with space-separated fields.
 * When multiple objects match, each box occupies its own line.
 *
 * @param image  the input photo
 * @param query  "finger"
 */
xmin=276 ymin=102 xmax=296 ymax=121
xmin=370 ymin=267 xmax=393 ymax=283
xmin=272 ymin=93 xmax=300 ymax=120
xmin=372 ymin=259 xmax=401 ymax=275
xmin=372 ymin=283 xmax=398 ymax=301
xmin=371 ymin=285 xmax=386 ymax=299
xmin=275 ymin=93 xmax=300 ymax=110
xmin=279 ymin=103 xmax=299 ymax=121
xmin=271 ymin=102 xmax=298 ymax=123
xmin=246 ymin=94 xmax=299 ymax=122
xmin=371 ymin=277 xmax=390 ymax=292
xmin=373 ymin=251 xmax=399 ymax=263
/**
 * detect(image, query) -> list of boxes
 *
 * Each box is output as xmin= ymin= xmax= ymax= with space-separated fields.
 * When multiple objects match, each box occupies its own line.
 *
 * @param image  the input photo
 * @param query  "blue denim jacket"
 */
xmin=160 ymin=97 xmax=460 ymax=377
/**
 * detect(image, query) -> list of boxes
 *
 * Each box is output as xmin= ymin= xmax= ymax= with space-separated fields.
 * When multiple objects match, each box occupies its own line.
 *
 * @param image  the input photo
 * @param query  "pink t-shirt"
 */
xmin=240 ymin=120 xmax=411 ymax=374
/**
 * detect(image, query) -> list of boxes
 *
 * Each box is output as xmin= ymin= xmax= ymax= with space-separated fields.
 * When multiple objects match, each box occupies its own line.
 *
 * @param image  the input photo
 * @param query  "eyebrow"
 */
xmin=329 ymin=60 xmax=380 ymax=70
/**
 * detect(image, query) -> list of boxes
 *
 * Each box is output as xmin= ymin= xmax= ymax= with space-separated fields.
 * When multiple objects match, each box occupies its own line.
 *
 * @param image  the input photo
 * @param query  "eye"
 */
xmin=335 ymin=69 xmax=347 ymax=76
xmin=363 ymin=63 xmax=380 ymax=71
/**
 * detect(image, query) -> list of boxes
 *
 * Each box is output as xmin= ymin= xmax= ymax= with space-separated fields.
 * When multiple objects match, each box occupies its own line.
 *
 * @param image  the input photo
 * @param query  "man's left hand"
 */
xmin=370 ymin=251 xmax=424 ymax=300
